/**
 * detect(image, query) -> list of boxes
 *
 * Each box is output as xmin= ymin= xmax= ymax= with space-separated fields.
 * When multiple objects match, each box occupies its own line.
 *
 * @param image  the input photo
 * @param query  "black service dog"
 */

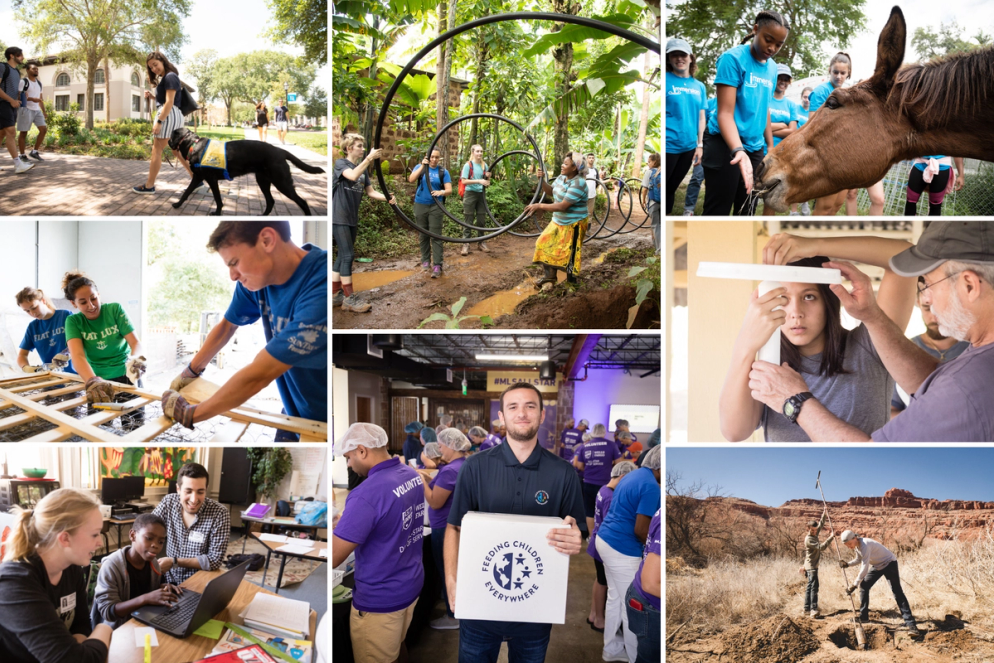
xmin=168 ymin=128 xmax=325 ymax=215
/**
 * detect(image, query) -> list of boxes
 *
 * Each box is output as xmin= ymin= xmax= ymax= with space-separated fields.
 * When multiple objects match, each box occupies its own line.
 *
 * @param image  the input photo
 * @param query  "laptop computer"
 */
xmin=131 ymin=559 xmax=251 ymax=638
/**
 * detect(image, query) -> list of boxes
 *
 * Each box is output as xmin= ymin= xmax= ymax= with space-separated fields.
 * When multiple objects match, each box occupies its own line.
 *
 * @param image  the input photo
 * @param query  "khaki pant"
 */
xmin=350 ymin=598 xmax=419 ymax=663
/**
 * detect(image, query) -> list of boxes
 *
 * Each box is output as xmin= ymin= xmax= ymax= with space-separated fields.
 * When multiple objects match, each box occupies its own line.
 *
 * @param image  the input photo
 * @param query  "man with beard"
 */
xmin=444 ymin=382 xmax=586 ymax=661
xmin=890 ymin=285 xmax=970 ymax=417
xmin=748 ymin=221 xmax=994 ymax=441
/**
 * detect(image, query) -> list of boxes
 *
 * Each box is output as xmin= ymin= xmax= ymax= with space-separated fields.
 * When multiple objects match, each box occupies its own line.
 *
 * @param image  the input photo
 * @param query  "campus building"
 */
xmin=31 ymin=57 xmax=156 ymax=122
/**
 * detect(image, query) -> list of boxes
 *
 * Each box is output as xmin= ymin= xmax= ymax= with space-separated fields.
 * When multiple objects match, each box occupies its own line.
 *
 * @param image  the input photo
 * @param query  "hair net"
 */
xmin=421 ymin=427 xmax=438 ymax=443
xmin=335 ymin=422 xmax=388 ymax=455
xmin=423 ymin=442 xmax=443 ymax=459
xmin=404 ymin=421 xmax=424 ymax=434
xmin=582 ymin=432 xmax=592 ymax=442
xmin=646 ymin=428 xmax=661 ymax=448
xmin=592 ymin=423 xmax=607 ymax=436
xmin=642 ymin=445 xmax=661 ymax=470
xmin=468 ymin=426 xmax=488 ymax=439
xmin=492 ymin=418 xmax=502 ymax=428
xmin=616 ymin=431 xmax=632 ymax=441
xmin=611 ymin=461 xmax=637 ymax=478
xmin=438 ymin=427 xmax=472 ymax=452
xmin=440 ymin=414 xmax=453 ymax=426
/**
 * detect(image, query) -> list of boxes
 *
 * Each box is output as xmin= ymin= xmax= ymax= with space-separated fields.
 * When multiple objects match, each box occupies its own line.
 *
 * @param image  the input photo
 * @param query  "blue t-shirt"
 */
xmin=705 ymin=96 xmax=717 ymax=125
xmin=596 ymin=467 xmax=661 ymax=557
xmin=768 ymin=96 xmax=797 ymax=147
xmin=18 ymin=309 xmax=76 ymax=374
xmin=707 ymin=44 xmax=776 ymax=153
xmin=224 ymin=244 xmax=327 ymax=423
xmin=807 ymin=80 xmax=836 ymax=115
xmin=795 ymin=103 xmax=810 ymax=128
xmin=665 ymin=71 xmax=707 ymax=154
xmin=413 ymin=165 xmax=451 ymax=204
xmin=914 ymin=155 xmax=951 ymax=172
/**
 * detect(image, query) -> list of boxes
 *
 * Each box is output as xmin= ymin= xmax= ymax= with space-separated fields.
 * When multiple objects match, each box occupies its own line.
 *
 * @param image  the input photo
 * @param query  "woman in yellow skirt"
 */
xmin=525 ymin=151 xmax=591 ymax=286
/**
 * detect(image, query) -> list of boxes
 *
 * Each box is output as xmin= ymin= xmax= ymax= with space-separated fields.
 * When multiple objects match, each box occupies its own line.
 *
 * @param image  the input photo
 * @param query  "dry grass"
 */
xmin=667 ymin=528 xmax=994 ymax=640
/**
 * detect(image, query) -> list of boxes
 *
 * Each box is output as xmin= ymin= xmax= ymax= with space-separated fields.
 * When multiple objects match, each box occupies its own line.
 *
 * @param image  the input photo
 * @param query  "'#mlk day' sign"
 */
xmin=455 ymin=512 xmax=571 ymax=623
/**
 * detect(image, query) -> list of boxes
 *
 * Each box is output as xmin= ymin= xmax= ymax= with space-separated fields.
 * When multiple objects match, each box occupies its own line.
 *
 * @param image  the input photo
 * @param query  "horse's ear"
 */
xmin=869 ymin=6 xmax=906 ymax=92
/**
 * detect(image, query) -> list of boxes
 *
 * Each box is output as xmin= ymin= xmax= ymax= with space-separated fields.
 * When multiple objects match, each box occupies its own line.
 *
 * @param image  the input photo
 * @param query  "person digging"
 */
xmin=801 ymin=508 xmax=835 ymax=619
xmin=839 ymin=530 xmax=922 ymax=639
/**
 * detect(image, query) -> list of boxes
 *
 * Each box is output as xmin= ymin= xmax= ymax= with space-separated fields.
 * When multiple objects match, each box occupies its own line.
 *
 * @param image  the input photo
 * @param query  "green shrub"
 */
xmin=956 ymin=162 xmax=994 ymax=216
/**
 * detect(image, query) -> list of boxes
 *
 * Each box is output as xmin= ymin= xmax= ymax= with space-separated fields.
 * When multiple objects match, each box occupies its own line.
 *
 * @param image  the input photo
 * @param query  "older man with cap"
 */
xmin=839 ymin=530 xmax=921 ymax=637
xmin=480 ymin=419 xmax=505 ymax=450
xmin=332 ymin=423 xmax=426 ymax=663
xmin=748 ymin=221 xmax=994 ymax=441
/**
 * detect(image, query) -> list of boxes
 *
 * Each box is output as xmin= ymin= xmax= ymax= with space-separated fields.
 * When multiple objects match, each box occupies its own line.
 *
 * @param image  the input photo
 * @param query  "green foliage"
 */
xmin=48 ymin=101 xmax=82 ymax=137
xmin=666 ymin=0 xmax=867 ymax=86
xmin=186 ymin=49 xmax=220 ymax=106
xmin=419 ymin=297 xmax=494 ymax=329
xmin=954 ymin=162 xmax=994 ymax=216
xmin=304 ymin=86 xmax=328 ymax=120
xmin=266 ymin=0 xmax=328 ymax=66
xmin=246 ymin=448 xmax=295 ymax=501
xmin=911 ymin=22 xmax=992 ymax=61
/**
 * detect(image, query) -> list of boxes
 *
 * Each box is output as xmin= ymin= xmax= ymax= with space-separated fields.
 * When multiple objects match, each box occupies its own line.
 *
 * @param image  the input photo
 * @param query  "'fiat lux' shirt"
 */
xmin=224 ymin=244 xmax=327 ymax=424
xmin=20 ymin=309 xmax=76 ymax=374
xmin=335 ymin=457 xmax=425 ymax=612
xmin=332 ymin=159 xmax=370 ymax=227
xmin=577 ymin=437 xmax=621 ymax=486
xmin=631 ymin=510 xmax=661 ymax=611
xmin=153 ymin=493 xmax=231 ymax=585
xmin=0 ymin=554 xmax=108 ymax=663
xmin=448 ymin=440 xmax=586 ymax=636
xmin=64 ymin=302 xmax=133 ymax=379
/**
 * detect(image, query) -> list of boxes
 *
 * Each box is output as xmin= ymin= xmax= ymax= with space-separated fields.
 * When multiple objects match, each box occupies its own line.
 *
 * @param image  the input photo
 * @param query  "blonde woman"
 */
xmin=14 ymin=287 xmax=74 ymax=374
xmin=460 ymin=144 xmax=491 ymax=255
xmin=0 ymin=488 xmax=113 ymax=662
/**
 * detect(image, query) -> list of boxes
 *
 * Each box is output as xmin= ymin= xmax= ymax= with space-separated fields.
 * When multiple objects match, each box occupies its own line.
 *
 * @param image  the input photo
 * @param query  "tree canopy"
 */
xmin=911 ymin=22 xmax=992 ymax=61
xmin=266 ymin=0 xmax=328 ymax=66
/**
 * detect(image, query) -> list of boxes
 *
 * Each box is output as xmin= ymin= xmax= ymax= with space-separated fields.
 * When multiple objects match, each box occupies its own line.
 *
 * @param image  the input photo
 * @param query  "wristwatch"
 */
xmin=173 ymin=556 xmax=178 ymax=567
xmin=783 ymin=392 xmax=814 ymax=424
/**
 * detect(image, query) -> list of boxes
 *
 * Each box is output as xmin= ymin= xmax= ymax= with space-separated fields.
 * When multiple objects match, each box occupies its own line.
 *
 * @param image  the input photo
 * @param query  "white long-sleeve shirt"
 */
xmin=848 ymin=537 xmax=896 ymax=583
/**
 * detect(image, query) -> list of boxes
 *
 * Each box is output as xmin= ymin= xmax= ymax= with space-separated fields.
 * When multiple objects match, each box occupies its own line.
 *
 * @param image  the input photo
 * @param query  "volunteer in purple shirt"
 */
xmin=466 ymin=426 xmax=487 ymax=451
xmin=573 ymin=422 xmax=624 ymax=535
xmin=613 ymin=418 xmax=637 ymax=452
xmin=480 ymin=419 xmax=505 ymax=450
xmin=596 ymin=446 xmax=661 ymax=662
xmin=627 ymin=509 xmax=661 ymax=663
xmin=332 ymin=423 xmax=426 ymax=663
xmin=417 ymin=428 xmax=471 ymax=631
xmin=557 ymin=417 xmax=587 ymax=461
xmin=748 ymin=221 xmax=994 ymax=442
xmin=586 ymin=461 xmax=637 ymax=633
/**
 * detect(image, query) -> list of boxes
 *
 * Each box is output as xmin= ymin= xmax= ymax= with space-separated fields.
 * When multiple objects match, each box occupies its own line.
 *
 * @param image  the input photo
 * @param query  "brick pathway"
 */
xmin=0 ymin=132 xmax=327 ymax=216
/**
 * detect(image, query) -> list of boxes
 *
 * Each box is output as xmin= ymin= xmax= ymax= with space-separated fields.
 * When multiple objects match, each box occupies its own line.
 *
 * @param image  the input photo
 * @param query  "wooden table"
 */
xmin=108 ymin=569 xmax=317 ymax=663
xmin=250 ymin=532 xmax=328 ymax=594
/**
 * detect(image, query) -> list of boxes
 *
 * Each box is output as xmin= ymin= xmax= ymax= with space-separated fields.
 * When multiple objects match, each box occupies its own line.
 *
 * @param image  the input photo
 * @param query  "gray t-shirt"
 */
xmin=332 ymin=158 xmax=370 ymax=227
xmin=873 ymin=341 xmax=994 ymax=442
xmin=891 ymin=335 xmax=970 ymax=411
xmin=762 ymin=323 xmax=894 ymax=442
xmin=1 ymin=63 xmax=21 ymax=104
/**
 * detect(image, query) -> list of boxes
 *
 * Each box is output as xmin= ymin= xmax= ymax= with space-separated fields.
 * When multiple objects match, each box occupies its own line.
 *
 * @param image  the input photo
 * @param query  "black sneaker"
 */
xmin=133 ymin=184 xmax=156 ymax=194
xmin=19 ymin=154 xmax=29 ymax=163
xmin=28 ymin=150 xmax=43 ymax=161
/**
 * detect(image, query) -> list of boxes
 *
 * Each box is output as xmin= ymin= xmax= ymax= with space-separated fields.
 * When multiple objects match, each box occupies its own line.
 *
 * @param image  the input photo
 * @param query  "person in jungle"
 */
xmin=524 ymin=151 xmax=591 ymax=288
xmin=801 ymin=508 xmax=835 ymax=619
xmin=460 ymin=144 xmax=491 ymax=255
xmin=408 ymin=148 xmax=452 ymax=278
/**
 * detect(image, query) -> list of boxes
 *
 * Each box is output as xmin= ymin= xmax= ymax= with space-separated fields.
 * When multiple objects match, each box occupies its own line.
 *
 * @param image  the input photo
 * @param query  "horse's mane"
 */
xmin=889 ymin=46 xmax=994 ymax=129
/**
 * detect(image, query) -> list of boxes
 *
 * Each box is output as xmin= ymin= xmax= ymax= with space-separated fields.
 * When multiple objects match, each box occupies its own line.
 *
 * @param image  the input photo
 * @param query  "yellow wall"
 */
xmin=687 ymin=221 xmax=762 ymax=442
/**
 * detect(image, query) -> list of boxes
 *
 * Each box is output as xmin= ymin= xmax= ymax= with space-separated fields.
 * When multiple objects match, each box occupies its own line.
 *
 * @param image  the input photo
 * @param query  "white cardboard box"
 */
xmin=454 ymin=512 xmax=571 ymax=624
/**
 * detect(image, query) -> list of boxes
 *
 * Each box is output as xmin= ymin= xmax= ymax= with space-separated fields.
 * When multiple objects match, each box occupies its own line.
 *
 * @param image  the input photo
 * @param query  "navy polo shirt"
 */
xmin=448 ymin=439 xmax=586 ymax=638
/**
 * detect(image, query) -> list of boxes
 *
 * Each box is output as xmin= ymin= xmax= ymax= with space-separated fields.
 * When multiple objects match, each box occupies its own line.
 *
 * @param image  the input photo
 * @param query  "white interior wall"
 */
xmin=0 ymin=222 xmax=40 ymax=313
xmin=573 ymin=368 xmax=662 ymax=437
xmin=38 ymin=221 xmax=79 ymax=307
xmin=77 ymin=221 xmax=144 ymax=338
xmin=332 ymin=366 xmax=350 ymax=486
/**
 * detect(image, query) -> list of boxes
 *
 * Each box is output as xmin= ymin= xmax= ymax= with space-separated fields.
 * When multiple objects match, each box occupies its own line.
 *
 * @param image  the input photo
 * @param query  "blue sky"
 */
xmin=667 ymin=447 xmax=994 ymax=507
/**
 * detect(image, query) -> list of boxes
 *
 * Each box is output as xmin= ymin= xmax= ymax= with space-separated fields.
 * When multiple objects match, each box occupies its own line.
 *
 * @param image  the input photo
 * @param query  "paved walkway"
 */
xmin=0 ymin=129 xmax=327 ymax=216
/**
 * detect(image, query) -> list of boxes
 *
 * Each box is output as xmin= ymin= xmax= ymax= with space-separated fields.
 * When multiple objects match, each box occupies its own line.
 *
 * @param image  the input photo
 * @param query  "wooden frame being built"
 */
xmin=0 ymin=372 xmax=327 ymax=442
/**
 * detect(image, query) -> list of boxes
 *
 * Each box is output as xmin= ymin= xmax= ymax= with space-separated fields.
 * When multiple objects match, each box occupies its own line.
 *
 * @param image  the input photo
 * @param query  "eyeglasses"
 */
xmin=917 ymin=271 xmax=962 ymax=294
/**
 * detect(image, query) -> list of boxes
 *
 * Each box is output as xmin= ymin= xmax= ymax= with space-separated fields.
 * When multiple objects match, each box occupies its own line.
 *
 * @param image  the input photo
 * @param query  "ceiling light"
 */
xmin=475 ymin=354 xmax=549 ymax=362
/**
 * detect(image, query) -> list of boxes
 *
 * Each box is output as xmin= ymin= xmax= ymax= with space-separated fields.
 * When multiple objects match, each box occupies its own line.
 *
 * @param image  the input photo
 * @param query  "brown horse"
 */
xmin=757 ymin=6 xmax=994 ymax=212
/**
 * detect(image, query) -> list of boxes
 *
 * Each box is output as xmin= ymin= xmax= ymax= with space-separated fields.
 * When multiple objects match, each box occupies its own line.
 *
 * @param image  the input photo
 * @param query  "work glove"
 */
xmin=846 ymin=583 xmax=858 ymax=596
xmin=839 ymin=560 xmax=850 ymax=569
xmin=85 ymin=377 xmax=117 ymax=404
xmin=162 ymin=389 xmax=196 ymax=429
xmin=22 ymin=364 xmax=43 ymax=373
xmin=125 ymin=355 xmax=147 ymax=384
xmin=51 ymin=353 xmax=70 ymax=369
xmin=169 ymin=362 xmax=202 ymax=392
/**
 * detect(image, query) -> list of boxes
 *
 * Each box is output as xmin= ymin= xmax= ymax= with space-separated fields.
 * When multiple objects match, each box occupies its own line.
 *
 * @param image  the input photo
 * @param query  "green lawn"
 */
xmin=194 ymin=126 xmax=327 ymax=156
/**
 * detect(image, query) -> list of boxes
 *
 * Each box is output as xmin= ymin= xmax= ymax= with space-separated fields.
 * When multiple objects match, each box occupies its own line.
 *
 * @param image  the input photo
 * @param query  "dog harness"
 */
xmin=193 ymin=139 xmax=232 ymax=180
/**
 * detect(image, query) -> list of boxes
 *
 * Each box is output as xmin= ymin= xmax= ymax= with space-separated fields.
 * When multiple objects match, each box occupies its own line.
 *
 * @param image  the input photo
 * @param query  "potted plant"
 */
xmin=246 ymin=448 xmax=294 ymax=502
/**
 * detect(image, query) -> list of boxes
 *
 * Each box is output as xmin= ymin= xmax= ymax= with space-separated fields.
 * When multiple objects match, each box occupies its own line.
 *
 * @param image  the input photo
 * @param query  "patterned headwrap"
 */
xmin=569 ymin=151 xmax=588 ymax=177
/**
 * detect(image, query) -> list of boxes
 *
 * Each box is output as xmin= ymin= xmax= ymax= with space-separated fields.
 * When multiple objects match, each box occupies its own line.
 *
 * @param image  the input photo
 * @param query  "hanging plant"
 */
xmin=246 ymin=448 xmax=294 ymax=501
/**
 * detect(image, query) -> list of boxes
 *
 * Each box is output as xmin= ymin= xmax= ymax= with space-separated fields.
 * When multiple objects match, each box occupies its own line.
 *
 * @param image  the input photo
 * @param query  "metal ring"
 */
xmin=372 ymin=12 xmax=660 ymax=243
xmin=485 ymin=149 xmax=549 ymax=237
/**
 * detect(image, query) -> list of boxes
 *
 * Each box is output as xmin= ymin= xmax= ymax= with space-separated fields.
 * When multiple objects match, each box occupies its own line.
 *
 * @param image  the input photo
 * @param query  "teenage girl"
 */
xmin=664 ymin=37 xmax=706 ymax=216
xmin=904 ymin=156 xmax=965 ymax=216
xmin=14 ymin=287 xmax=75 ymax=374
xmin=702 ymin=11 xmax=789 ymax=216
xmin=790 ymin=87 xmax=813 ymax=216
xmin=769 ymin=64 xmax=798 ymax=149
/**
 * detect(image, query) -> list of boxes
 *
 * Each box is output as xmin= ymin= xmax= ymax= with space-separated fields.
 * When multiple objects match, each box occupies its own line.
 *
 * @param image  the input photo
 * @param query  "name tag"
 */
xmin=189 ymin=531 xmax=205 ymax=543
xmin=59 ymin=593 xmax=76 ymax=613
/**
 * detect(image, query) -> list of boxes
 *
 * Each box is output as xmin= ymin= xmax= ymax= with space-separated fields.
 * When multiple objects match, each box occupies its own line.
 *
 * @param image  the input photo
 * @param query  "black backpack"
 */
xmin=177 ymin=81 xmax=199 ymax=116
xmin=224 ymin=553 xmax=265 ymax=571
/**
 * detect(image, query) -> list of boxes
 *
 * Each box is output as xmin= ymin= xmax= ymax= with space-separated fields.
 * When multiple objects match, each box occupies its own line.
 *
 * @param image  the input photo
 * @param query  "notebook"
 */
xmin=243 ymin=593 xmax=311 ymax=639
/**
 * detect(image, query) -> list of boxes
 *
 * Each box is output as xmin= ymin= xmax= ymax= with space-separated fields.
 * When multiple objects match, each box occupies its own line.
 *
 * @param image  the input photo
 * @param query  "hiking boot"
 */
xmin=13 ymin=160 xmax=34 ymax=174
xmin=28 ymin=150 xmax=43 ymax=161
xmin=421 ymin=261 xmax=430 ymax=271
xmin=478 ymin=242 xmax=490 ymax=252
xmin=460 ymin=244 xmax=469 ymax=256
xmin=431 ymin=265 xmax=442 ymax=279
xmin=332 ymin=290 xmax=345 ymax=307
xmin=133 ymin=184 xmax=155 ymax=194
xmin=340 ymin=295 xmax=371 ymax=313
xmin=429 ymin=615 xmax=460 ymax=630
xmin=908 ymin=626 xmax=922 ymax=638
xmin=810 ymin=610 xmax=822 ymax=619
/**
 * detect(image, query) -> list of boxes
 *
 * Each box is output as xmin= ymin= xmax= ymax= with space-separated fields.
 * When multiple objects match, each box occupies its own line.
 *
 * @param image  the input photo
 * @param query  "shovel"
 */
xmin=816 ymin=470 xmax=867 ymax=650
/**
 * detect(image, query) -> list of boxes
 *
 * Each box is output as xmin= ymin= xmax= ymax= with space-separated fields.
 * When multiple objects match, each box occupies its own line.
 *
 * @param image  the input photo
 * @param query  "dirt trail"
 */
xmin=334 ymin=209 xmax=658 ymax=329
xmin=667 ymin=611 xmax=994 ymax=662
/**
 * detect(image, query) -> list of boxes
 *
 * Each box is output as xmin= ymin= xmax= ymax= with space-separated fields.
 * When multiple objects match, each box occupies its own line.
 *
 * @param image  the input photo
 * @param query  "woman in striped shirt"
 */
xmin=134 ymin=51 xmax=195 ymax=194
xmin=525 ymin=151 xmax=591 ymax=287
